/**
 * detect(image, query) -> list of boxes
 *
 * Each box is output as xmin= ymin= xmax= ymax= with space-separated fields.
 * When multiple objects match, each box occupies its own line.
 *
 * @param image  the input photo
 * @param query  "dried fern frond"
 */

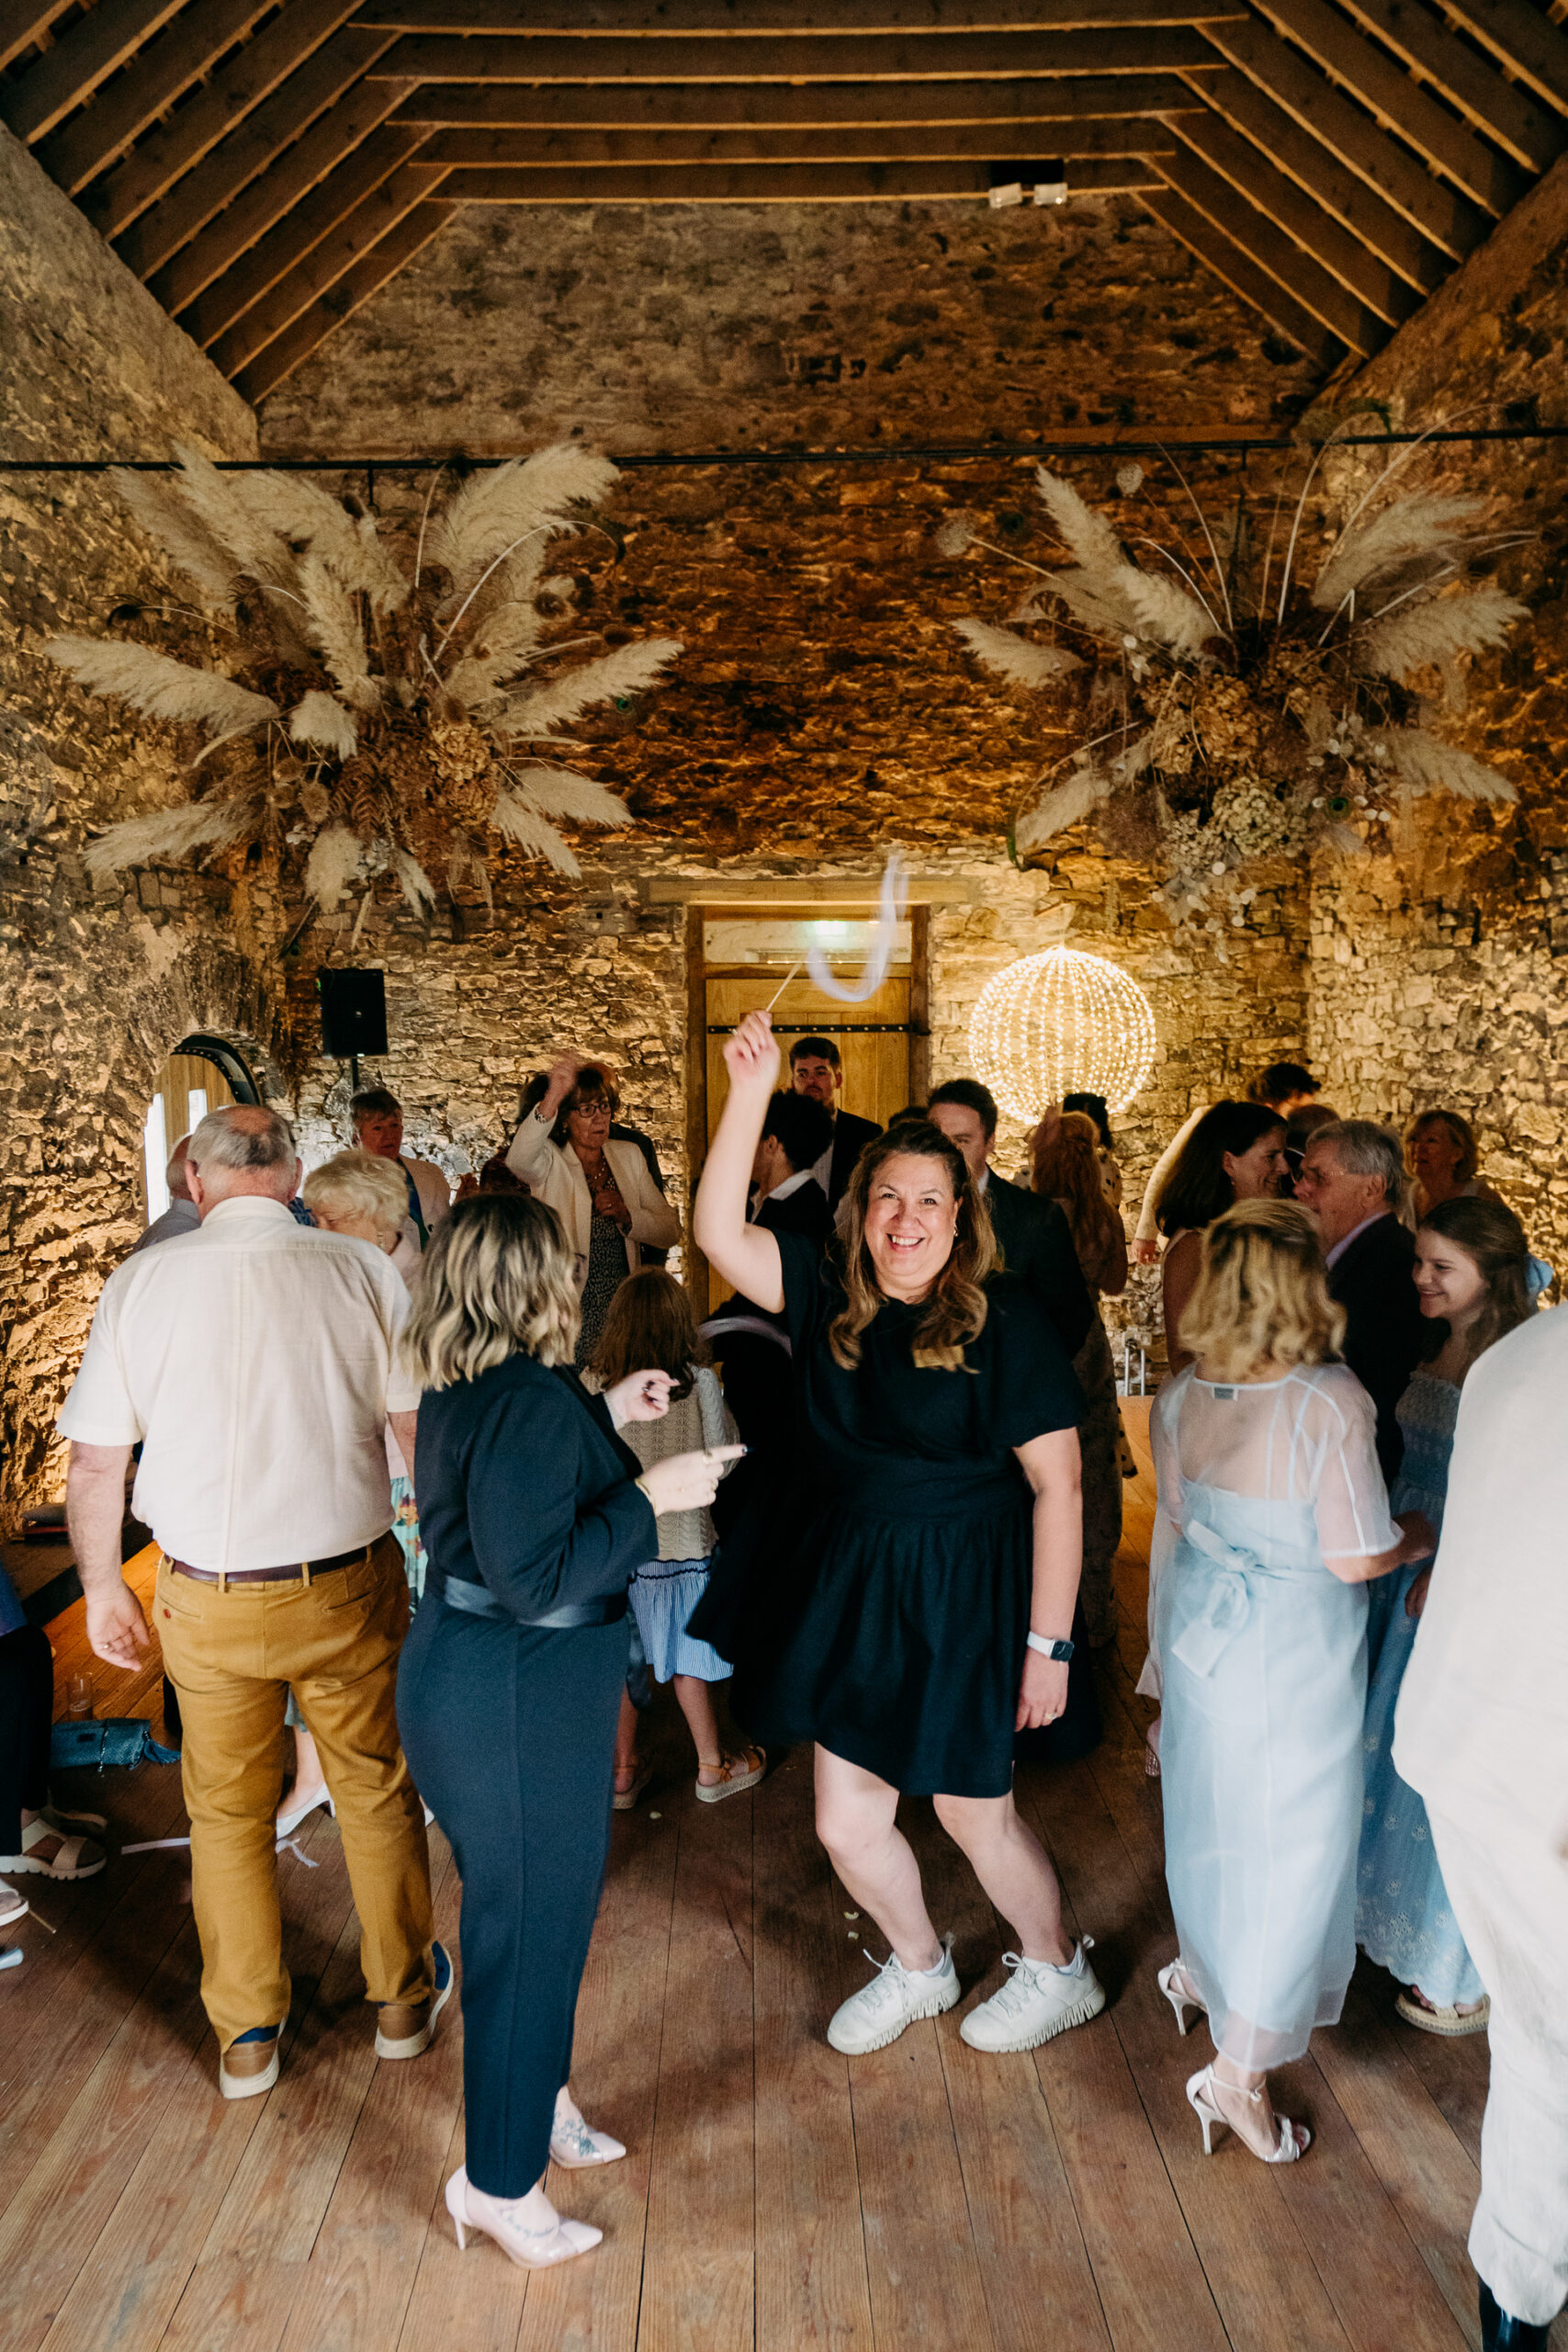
xmin=1108 ymin=730 xmax=1154 ymax=783
xmin=170 ymin=445 xmax=298 ymax=592
xmin=1043 ymin=566 xmax=1142 ymax=639
xmin=953 ymin=618 xmax=1083 ymax=689
xmin=1014 ymin=764 xmax=1110 ymax=855
xmin=491 ymin=788 xmax=580 ymax=875
xmin=298 ymin=554 xmax=378 ymax=712
xmin=444 ymin=598 xmax=547 ymax=707
xmin=1357 ymin=585 xmax=1528 ymax=683
xmin=1312 ymin=494 xmax=1484 ymax=611
xmin=428 ymin=446 xmax=621 ymax=595
xmin=389 ymin=843 xmax=437 ymax=914
xmin=47 ymin=635 xmax=278 ymax=734
xmin=502 ymin=764 xmax=630 ymax=828
xmin=1117 ymin=568 xmax=1215 ymax=658
xmin=108 ymin=469 xmax=238 ymax=615
xmin=304 ymin=821 xmax=366 ymax=907
xmin=1372 ymin=728 xmax=1517 ymax=803
xmin=500 ymin=637 xmax=682 ymax=736
xmin=289 ymin=690 xmax=359 ymax=759
xmin=84 ymin=794 xmax=257 ymax=877
xmin=1034 ymin=466 xmax=1125 ymax=577
xmin=235 ymin=474 xmax=409 ymax=613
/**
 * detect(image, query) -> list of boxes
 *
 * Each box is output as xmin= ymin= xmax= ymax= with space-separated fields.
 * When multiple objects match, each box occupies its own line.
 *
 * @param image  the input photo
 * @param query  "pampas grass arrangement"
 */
xmin=50 ymin=442 xmax=682 ymax=914
xmin=950 ymin=416 xmax=1529 ymax=922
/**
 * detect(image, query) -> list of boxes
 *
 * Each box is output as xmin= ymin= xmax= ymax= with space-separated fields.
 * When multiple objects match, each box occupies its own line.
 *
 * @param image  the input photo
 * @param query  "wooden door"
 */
xmin=141 ymin=1051 xmax=239 ymax=1222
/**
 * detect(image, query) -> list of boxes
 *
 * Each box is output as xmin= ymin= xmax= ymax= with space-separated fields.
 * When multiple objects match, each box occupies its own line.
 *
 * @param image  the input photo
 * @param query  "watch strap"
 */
xmin=1026 ymin=1633 xmax=1075 ymax=1663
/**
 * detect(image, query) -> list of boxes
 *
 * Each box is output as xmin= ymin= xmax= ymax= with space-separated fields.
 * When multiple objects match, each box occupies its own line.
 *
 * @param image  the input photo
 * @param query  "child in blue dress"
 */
xmin=1357 ymin=1194 xmax=1533 ymax=2035
xmin=588 ymin=1272 xmax=761 ymax=1804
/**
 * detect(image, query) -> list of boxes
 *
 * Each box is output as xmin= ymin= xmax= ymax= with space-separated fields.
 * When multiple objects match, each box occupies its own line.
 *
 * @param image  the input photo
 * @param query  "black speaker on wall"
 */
xmin=318 ymin=967 xmax=388 ymax=1061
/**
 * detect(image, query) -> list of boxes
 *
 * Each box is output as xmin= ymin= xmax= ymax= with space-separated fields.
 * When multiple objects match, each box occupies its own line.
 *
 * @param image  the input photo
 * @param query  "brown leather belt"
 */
xmin=167 ymin=1542 xmax=378 ymax=1587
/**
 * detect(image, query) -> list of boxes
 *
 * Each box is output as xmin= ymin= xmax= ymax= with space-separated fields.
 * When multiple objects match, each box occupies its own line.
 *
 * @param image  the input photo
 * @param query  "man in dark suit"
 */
xmin=788 ymin=1035 xmax=882 ymax=1214
xmin=1295 ymin=1118 xmax=1424 ymax=1483
xmin=927 ymin=1079 xmax=1095 ymax=1362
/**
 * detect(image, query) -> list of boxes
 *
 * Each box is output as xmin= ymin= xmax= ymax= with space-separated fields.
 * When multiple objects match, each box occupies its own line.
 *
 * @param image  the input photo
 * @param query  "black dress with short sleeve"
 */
xmin=693 ymin=1228 xmax=1084 ymax=1797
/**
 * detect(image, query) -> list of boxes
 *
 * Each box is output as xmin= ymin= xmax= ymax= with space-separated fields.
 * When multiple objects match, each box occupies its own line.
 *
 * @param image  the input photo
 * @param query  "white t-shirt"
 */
xmin=58 ymin=1196 xmax=420 ymax=1572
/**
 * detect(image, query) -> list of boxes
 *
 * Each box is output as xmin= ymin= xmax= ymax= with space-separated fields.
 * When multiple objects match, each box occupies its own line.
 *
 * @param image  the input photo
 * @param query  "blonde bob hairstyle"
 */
xmin=302 ymin=1148 xmax=408 ymax=1241
xmin=401 ymin=1193 xmax=580 ymax=1390
xmin=1179 ymin=1197 xmax=1346 ymax=1382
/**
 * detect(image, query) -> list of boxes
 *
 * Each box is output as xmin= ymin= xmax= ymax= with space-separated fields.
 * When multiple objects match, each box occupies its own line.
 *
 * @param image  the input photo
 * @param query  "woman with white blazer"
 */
xmin=505 ymin=1057 xmax=681 ymax=1366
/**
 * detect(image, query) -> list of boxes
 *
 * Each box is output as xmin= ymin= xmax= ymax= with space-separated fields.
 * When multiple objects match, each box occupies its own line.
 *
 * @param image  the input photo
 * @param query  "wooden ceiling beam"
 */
xmin=0 ymin=0 xmax=186 ymax=143
xmin=1332 ymin=0 xmax=1565 ymax=171
xmin=1153 ymin=146 xmax=1387 ymax=350
xmin=233 ymin=198 xmax=457 ymax=403
xmin=84 ymin=0 xmax=368 ymax=240
xmin=209 ymin=159 xmax=452 ymax=376
xmin=1203 ymin=13 xmax=1492 ymax=256
xmin=1138 ymin=183 xmax=1341 ymax=362
xmin=353 ymin=0 xmax=1239 ymax=21
xmin=0 ymin=4 xmax=73 ymax=78
xmin=1250 ymin=0 xmax=1526 ymax=211
xmin=420 ymin=119 xmax=1179 ymax=165
xmin=177 ymin=121 xmax=430 ymax=348
xmin=1437 ymin=0 xmax=1568 ymax=118
xmin=1190 ymin=66 xmax=1447 ymax=289
xmin=34 ymin=0 xmax=275 ymax=197
xmin=1167 ymin=107 xmax=1419 ymax=322
xmin=437 ymin=157 xmax=1163 ymax=199
xmin=154 ymin=94 xmax=423 ymax=323
xmin=111 ymin=25 xmax=396 ymax=277
xmin=389 ymin=71 xmax=1207 ymax=125
xmin=365 ymin=28 xmax=1228 ymax=79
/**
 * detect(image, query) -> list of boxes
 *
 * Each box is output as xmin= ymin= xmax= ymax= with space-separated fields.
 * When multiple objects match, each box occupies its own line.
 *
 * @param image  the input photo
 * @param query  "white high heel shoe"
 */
xmin=276 ymin=1786 xmax=333 ymax=1838
xmin=550 ymin=2102 xmax=627 ymax=2170
xmin=1186 ymin=2066 xmax=1311 ymax=2163
xmin=445 ymin=2167 xmax=603 ymax=2268
xmin=1156 ymin=1961 xmax=1207 ymax=2037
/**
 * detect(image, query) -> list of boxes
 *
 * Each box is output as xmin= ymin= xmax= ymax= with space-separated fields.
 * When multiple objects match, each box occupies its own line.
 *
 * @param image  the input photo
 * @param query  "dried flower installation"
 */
xmin=47 ymin=444 xmax=682 ymax=918
xmin=950 ymin=425 xmax=1529 ymax=924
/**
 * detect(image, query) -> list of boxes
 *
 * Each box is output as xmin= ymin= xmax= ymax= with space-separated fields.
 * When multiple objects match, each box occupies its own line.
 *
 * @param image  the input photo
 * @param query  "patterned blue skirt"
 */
xmin=629 ymin=1555 xmax=731 ymax=1683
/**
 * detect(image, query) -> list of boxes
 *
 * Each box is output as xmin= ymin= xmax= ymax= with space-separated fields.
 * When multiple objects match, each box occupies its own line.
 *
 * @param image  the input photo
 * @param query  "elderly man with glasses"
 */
xmin=59 ymin=1103 xmax=446 ymax=2100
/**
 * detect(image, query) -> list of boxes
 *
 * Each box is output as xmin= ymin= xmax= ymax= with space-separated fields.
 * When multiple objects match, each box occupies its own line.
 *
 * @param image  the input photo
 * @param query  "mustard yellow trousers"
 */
xmin=154 ymin=1534 xmax=434 ymax=2052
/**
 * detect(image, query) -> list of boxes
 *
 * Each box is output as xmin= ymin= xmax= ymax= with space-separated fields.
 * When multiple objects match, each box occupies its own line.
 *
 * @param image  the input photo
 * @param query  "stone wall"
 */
xmin=1312 ymin=156 xmax=1568 ymax=1269
xmin=0 ymin=123 xmax=270 ymax=1523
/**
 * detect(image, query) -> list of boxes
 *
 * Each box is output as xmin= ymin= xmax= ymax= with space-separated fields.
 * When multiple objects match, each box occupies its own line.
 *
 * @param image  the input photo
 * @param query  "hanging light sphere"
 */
xmin=969 ymin=945 xmax=1156 ymax=1118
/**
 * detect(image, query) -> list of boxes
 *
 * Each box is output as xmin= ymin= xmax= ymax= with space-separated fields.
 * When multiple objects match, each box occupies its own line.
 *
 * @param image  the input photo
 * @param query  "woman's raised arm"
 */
xmin=693 ymin=1011 xmax=786 ymax=1314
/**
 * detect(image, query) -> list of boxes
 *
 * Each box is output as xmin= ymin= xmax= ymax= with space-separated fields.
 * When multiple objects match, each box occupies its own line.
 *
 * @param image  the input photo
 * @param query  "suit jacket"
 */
xmin=983 ymin=1173 xmax=1097 ymax=1363
xmin=824 ymin=1109 xmax=884 ymax=1213
xmin=1327 ymin=1213 xmax=1424 ymax=1485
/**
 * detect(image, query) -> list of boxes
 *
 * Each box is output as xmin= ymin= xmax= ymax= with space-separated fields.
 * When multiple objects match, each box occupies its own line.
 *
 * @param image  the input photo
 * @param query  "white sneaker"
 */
xmin=0 ymin=1878 xmax=28 ymax=1929
xmin=960 ymin=1939 xmax=1106 ymax=2052
xmin=827 ymin=1936 xmax=960 ymax=2054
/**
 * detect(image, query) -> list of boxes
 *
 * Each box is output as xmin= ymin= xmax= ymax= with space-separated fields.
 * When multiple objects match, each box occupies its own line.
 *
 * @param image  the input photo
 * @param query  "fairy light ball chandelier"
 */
xmin=969 ymin=947 xmax=1156 ymax=1118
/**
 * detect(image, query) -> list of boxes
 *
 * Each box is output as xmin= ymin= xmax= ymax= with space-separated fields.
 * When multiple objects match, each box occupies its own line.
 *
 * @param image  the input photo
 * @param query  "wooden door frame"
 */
xmin=682 ymin=899 xmax=931 ymax=1310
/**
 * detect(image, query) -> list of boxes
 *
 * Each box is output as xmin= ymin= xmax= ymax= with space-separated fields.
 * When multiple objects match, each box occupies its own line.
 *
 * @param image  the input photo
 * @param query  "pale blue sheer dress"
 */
xmin=1355 ymin=1372 xmax=1483 ymax=2005
xmin=1153 ymin=1363 xmax=1400 ymax=2068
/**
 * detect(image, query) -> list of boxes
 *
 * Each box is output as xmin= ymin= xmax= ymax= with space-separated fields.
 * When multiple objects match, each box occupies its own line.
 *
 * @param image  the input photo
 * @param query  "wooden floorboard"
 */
xmin=0 ymin=1428 xmax=1526 ymax=2351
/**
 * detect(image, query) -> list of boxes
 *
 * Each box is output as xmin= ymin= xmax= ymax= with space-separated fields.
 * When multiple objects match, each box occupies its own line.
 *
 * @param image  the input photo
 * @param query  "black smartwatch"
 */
xmin=1025 ymin=1634 xmax=1075 ymax=1663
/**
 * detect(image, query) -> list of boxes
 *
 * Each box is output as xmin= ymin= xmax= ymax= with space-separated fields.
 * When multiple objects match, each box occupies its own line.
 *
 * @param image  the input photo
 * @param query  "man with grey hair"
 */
xmin=58 ymin=1102 xmax=446 ymax=2100
xmin=130 ymin=1134 xmax=197 ymax=1252
xmin=1294 ymin=1117 xmax=1423 ymax=1481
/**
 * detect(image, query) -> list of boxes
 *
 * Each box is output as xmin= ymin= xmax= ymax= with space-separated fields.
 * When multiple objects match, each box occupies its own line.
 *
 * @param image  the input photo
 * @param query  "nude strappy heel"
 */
xmin=445 ymin=2167 xmax=603 ymax=2268
xmin=1156 ymin=1961 xmax=1207 ymax=2037
xmin=1186 ymin=2066 xmax=1311 ymax=2163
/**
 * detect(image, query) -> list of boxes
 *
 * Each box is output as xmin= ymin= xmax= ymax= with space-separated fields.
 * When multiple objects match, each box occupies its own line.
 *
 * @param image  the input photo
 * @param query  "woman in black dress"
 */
xmin=396 ymin=1193 xmax=740 ymax=2272
xmin=692 ymin=1012 xmax=1103 ymax=2059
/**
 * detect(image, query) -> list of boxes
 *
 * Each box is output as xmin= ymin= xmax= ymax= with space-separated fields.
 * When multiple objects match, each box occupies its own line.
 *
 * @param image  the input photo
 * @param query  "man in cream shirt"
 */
xmin=59 ymin=1103 xmax=446 ymax=2100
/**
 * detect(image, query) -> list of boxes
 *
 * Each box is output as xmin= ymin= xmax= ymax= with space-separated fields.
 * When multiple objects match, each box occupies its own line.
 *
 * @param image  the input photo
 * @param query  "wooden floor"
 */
xmin=4 ymin=1409 xmax=1559 ymax=2352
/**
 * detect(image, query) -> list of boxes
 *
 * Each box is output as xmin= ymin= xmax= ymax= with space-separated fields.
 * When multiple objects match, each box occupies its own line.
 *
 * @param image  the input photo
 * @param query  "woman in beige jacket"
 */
xmin=505 ymin=1057 xmax=681 ymax=1366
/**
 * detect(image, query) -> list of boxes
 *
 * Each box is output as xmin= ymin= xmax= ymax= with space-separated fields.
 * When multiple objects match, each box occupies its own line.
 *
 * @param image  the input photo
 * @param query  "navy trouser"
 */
xmin=0 ymin=1624 xmax=52 ymax=1854
xmin=397 ymin=1595 xmax=625 ymax=2197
